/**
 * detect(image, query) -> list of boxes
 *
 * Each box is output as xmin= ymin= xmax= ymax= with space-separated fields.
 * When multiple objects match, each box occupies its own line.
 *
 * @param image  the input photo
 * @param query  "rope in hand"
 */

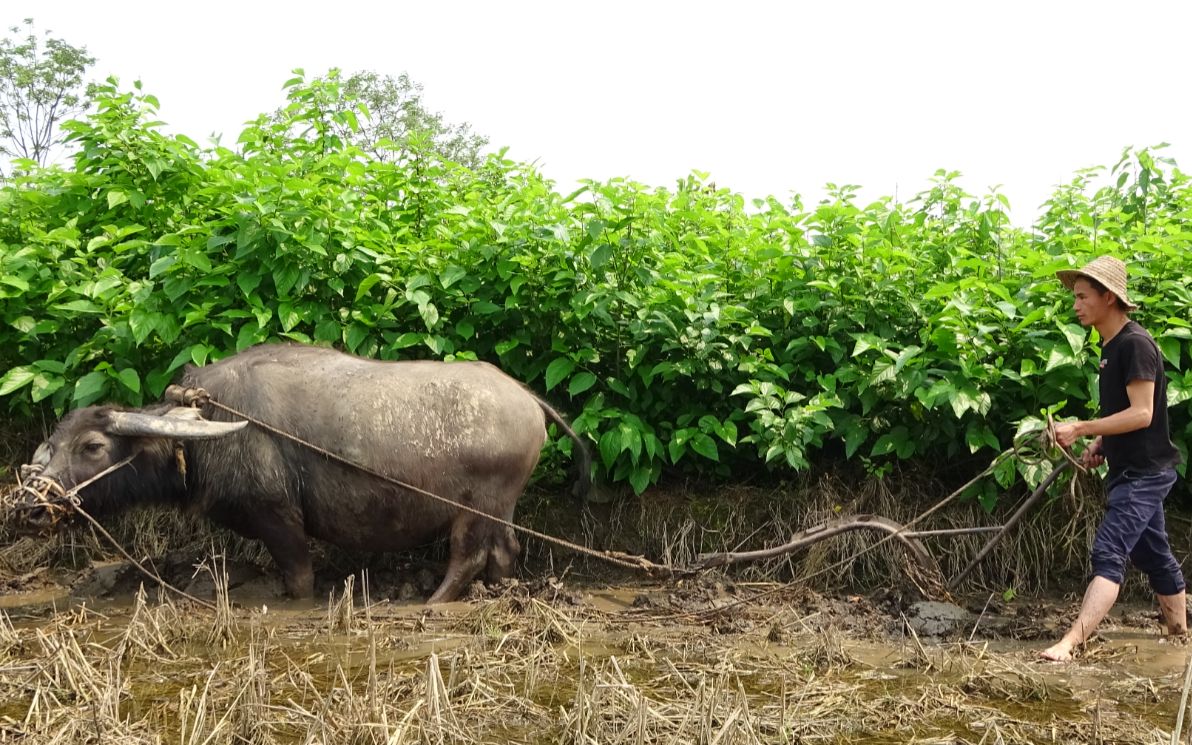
xmin=1044 ymin=413 xmax=1090 ymax=475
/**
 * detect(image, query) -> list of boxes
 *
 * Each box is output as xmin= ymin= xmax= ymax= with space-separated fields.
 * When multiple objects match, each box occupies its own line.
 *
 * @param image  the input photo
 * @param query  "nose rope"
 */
xmin=4 ymin=456 xmax=137 ymax=530
xmin=2 ymin=454 xmax=217 ymax=611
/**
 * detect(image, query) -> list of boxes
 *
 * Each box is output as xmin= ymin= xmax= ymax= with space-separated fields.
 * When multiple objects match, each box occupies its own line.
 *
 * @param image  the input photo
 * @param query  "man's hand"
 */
xmin=1081 ymin=436 xmax=1105 ymax=469
xmin=1053 ymin=420 xmax=1084 ymax=448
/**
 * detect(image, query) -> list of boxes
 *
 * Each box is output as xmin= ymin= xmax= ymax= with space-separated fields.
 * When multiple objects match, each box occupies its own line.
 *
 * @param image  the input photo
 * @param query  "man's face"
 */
xmin=1071 ymin=277 xmax=1111 ymax=327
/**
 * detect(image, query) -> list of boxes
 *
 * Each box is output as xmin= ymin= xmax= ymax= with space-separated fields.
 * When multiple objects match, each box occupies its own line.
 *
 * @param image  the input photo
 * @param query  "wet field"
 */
xmin=1 ymin=560 xmax=1188 ymax=744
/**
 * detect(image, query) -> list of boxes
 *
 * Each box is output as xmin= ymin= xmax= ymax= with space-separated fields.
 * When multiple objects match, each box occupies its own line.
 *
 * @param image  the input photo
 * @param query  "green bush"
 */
xmin=1 ymin=75 xmax=1189 ymax=499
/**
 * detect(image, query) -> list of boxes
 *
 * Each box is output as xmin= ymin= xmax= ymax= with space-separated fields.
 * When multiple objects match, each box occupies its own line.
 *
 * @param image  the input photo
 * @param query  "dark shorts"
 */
xmin=1090 ymin=468 xmax=1184 ymax=595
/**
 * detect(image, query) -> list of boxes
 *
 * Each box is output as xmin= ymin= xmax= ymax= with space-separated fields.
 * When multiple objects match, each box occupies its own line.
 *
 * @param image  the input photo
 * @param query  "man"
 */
xmin=1040 ymin=255 xmax=1185 ymax=662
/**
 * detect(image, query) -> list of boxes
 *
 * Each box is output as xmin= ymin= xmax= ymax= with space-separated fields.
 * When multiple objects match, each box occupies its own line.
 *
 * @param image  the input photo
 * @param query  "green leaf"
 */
xmin=1044 ymin=345 xmax=1076 ymax=372
xmin=392 ymin=332 xmax=423 ymax=349
xmin=315 ymin=319 xmax=340 ymax=343
xmin=419 ymin=302 xmax=440 ymax=331
xmin=590 ymin=244 xmax=612 ymax=269
xmin=34 ymin=359 xmax=66 ymax=374
xmin=667 ymin=437 xmax=686 ymax=464
xmin=129 ymin=309 xmax=157 ymax=344
xmin=965 ymin=421 xmax=997 ymax=454
xmin=206 ymin=234 xmax=234 ymax=250
xmin=717 ymin=421 xmax=738 ymax=446
xmin=1059 ymin=323 xmax=1086 ymax=356
xmin=146 ymin=368 xmax=175 ymax=398
xmin=190 ymin=344 xmax=210 ymax=366
xmin=620 ymin=425 xmax=642 ymax=463
xmin=279 ymin=302 xmax=301 ymax=332
xmin=606 ymin=377 xmax=632 ymax=399
xmin=568 ymin=371 xmax=597 ymax=397
xmin=993 ymin=456 xmax=1017 ymax=489
xmin=851 ymin=334 xmax=886 ymax=358
xmin=545 ymin=358 xmax=576 ymax=391
xmin=73 ymin=371 xmax=108 ymax=403
xmin=53 ymin=299 xmax=103 ymax=314
xmin=950 ymin=387 xmax=980 ymax=419
xmin=345 ymin=323 xmax=369 ymax=352
xmin=10 ymin=316 xmax=35 ymax=333
xmin=690 ymin=433 xmax=719 ymax=462
xmin=0 ymin=276 xmax=29 ymax=292
xmin=273 ymin=264 xmax=301 ymax=297
xmin=598 ymin=429 xmax=620 ymax=469
xmin=439 ymin=266 xmax=467 ymax=289
xmin=107 ymin=190 xmax=128 ymax=209
xmin=30 ymin=372 xmax=64 ymax=402
xmin=406 ymin=274 xmax=432 ymax=291
xmin=871 ymin=427 xmax=911 ymax=457
xmin=843 ymin=424 xmax=868 ymax=459
xmin=356 ymin=273 xmax=385 ymax=302
xmin=455 ymin=321 xmax=475 ymax=340
xmin=0 ymin=366 xmax=37 ymax=396
xmin=116 ymin=368 xmax=141 ymax=394
xmin=237 ymin=272 xmax=263 ymax=299
xmin=628 ymin=466 xmax=651 ymax=495
xmin=978 ymin=482 xmax=999 ymax=513
xmin=1158 ymin=336 xmax=1181 ymax=369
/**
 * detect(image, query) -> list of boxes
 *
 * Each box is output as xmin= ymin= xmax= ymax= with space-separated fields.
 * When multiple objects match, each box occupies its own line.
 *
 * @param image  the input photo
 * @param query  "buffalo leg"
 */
xmin=254 ymin=519 xmax=314 ymax=599
xmin=486 ymin=526 xmax=521 ymax=583
xmin=428 ymin=513 xmax=490 ymax=604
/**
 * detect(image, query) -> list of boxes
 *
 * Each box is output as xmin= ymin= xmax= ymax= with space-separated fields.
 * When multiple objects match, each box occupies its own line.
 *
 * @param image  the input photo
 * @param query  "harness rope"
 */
xmin=178 ymin=388 xmax=666 ymax=575
xmin=7 ymin=390 xmax=1078 ymax=615
xmin=191 ymin=389 xmax=1072 ymax=604
xmin=14 ymin=456 xmax=218 ymax=610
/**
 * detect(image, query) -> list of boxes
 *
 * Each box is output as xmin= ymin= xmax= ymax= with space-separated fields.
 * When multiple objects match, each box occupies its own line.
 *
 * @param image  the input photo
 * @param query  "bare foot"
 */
xmin=1039 ymin=642 xmax=1074 ymax=662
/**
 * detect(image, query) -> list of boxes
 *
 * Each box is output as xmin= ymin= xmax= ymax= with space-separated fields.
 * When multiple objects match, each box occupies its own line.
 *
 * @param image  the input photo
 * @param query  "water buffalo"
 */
xmin=16 ymin=344 xmax=591 ymax=602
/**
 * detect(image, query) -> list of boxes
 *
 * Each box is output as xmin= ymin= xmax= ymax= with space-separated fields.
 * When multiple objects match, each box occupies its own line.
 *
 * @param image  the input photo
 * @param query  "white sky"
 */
xmin=4 ymin=1 xmax=1190 ymax=224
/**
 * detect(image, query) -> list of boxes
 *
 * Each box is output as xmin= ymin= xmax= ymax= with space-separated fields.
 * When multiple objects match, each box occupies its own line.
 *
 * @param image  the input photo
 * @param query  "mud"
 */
xmin=1 ymin=555 xmax=1189 ymax=743
xmin=2 ymin=472 xmax=1191 ymax=745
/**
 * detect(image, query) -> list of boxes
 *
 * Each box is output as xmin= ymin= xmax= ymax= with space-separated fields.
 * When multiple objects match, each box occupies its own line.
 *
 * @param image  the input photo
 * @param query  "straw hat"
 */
xmin=1055 ymin=255 xmax=1137 ymax=311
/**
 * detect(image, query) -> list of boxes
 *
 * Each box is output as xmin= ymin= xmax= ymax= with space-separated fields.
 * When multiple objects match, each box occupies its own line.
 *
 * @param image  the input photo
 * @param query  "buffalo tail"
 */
xmin=536 ymin=398 xmax=593 ymax=502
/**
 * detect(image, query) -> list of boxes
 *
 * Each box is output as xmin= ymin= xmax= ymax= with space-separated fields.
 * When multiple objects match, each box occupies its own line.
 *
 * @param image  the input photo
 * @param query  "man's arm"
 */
xmin=1054 ymin=379 xmax=1155 ymax=447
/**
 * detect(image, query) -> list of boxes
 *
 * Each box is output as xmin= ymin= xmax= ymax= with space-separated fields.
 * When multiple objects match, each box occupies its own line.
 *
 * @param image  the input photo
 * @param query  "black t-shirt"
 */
xmin=1098 ymin=321 xmax=1181 ymax=475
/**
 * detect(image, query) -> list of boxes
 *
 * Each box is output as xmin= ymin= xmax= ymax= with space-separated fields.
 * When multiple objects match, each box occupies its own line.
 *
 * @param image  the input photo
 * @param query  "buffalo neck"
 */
xmin=81 ymin=438 xmax=189 ymax=515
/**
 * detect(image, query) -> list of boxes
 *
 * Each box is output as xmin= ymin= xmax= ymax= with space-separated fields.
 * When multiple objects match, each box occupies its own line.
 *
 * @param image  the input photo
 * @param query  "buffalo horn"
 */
xmin=107 ymin=409 xmax=248 ymax=439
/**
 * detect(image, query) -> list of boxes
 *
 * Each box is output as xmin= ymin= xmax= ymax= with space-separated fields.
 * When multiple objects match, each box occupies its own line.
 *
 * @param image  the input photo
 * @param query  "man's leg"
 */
xmin=1041 ymin=575 xmax=1120 ymax=661
xmin=1158 ymin=591 xmax=1188 ymax=635
xmin=1040 ymin=472 xmax=1138 ymax=661
xmin=1128 ymin=470 xmax=1185 ymax=635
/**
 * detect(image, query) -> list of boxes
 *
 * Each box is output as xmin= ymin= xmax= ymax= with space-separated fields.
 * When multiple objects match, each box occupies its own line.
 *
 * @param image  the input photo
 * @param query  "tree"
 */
xmin=0 ymin=19 xmax=94 ymax=171
xmin=338 ymin=70 xmax=488 ymax=169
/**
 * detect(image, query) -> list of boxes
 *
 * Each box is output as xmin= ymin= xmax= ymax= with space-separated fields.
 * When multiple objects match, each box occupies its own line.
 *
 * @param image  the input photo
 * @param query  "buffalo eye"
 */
xmin=81 ymin=441 xmax=107 ymax=456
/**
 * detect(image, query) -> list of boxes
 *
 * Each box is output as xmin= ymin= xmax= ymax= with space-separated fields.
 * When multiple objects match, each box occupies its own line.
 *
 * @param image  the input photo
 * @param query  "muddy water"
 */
xmin=0 ymin=575 xmax=1187 ymax=744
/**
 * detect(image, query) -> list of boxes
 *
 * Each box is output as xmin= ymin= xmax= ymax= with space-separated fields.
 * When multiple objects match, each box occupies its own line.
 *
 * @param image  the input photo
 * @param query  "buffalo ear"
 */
xmin=106 ymin=409 xmax=248 ymax=439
